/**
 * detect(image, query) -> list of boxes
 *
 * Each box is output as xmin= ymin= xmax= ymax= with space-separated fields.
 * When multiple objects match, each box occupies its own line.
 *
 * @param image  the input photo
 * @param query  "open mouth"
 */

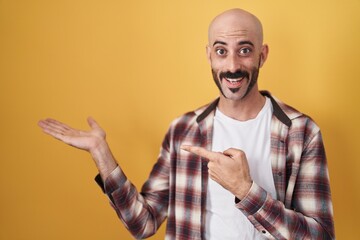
xmin=224 ymin=77 xmax=244 ymax=88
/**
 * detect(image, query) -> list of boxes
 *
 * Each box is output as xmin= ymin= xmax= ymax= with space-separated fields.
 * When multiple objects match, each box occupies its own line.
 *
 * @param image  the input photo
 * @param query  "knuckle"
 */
xmin=234 ymin=150 xmax=245 ymax=159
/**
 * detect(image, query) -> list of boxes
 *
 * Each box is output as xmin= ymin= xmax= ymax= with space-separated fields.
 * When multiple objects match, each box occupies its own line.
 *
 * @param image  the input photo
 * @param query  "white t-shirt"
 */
xmin=205 ymin=97 xmax=277 ymax=240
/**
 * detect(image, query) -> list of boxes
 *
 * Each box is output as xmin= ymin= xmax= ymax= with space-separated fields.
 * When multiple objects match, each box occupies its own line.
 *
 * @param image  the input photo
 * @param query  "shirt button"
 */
xmin=277 ymin=172 xmax=283 ymax=177
xmin=262 ymin=230 xmax=267 ymax=234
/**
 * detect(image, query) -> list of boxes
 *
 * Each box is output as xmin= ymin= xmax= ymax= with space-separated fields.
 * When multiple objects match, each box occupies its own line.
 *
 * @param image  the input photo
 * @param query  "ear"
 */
xmin=259 ymin=44 xmax=269 ymax=68
xmin=206 ymin=45 xmax=212 ymax=64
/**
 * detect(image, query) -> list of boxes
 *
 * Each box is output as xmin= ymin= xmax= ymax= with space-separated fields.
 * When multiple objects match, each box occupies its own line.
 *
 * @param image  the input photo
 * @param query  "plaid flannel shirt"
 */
xmin=96 ymin=91 xmax=335 ymax=239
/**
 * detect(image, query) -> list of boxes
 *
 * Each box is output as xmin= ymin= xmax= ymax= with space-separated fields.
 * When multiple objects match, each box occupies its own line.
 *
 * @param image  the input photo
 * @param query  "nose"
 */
xmin=226 ymin=53 xmax=240 ymax=73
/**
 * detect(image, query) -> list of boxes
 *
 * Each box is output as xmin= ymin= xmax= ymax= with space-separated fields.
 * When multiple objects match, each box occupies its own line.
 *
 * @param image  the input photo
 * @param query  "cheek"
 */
xmin=240 ymin=59 xmax=255 ymax=69
xmin=211 ymin=68 xmax=221 ymax=81
xmin=248 ymin=56 xmax=262 ymax=68
xmin=211 ymin=64 xmax=225 ymax=81
xmin=210 ymin=54 xmax=225 ymax=67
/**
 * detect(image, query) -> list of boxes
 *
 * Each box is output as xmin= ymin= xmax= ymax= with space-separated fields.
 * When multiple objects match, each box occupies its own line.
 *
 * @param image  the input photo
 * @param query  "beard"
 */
xmin=211 ymin=61 xmax=260 ymax=100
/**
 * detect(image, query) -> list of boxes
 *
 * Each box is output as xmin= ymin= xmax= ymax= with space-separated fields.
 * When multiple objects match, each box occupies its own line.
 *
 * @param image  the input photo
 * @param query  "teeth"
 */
xmin=226 ymin=78 xmax=241 ymax=83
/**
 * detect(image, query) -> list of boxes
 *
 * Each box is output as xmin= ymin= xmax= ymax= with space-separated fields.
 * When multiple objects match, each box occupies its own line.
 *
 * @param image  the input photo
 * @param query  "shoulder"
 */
xmin=266 ymin=91 xmax=322 ymax=146
xmin=168 ymin=101 xmax=213 ymax=132
xmin=264 ymin=91 xmax=318 ymax=126
xmin=160 ymin=101 xmax=215 ymax=148
xmin=277 ymin=96 xmax=319 ymax=130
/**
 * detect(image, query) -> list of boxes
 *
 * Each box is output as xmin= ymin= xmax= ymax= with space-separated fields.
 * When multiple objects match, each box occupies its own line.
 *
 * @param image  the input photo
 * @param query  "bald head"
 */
xmin=208 ymin=8 xmax=264 ymax=47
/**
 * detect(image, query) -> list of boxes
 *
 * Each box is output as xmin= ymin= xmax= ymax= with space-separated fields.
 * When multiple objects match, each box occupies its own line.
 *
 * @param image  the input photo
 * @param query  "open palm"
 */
xmin=38 ymin=117 xmax=106 ymax=152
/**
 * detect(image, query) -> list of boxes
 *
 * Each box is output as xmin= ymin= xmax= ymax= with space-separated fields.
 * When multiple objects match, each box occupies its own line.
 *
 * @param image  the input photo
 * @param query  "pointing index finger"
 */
xmin=181 ymin=145 xmax=222 ymax=162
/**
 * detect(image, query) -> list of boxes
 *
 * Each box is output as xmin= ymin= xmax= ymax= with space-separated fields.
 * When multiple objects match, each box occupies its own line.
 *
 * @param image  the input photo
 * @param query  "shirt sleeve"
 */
xmin=94 ymin=131 xmax=172 ymax=239
xmin=94 ymin=166 xmax=127 ymax=204
xmin=236 ymin=130 xmax=335 ymax=239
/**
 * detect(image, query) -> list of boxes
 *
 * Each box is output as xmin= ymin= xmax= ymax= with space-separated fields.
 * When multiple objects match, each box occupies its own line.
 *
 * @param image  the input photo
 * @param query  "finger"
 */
xmin=208 ymin=170 xmax=222 ymax=186
xmin=87 ymin=117 xmax=101 ymax=129
xmin=39 ymin=118 xmax=72 ymax=133
xmin=38 ymin=120 xmax=62 ymax=134
xmin=181 ymin=145 xmax=222 ymax=162
xmin=207 ymin=161 xmax=215 ymax=170
xmin=41 ymin=125 xmax=67 ymax=141
xmin=40 ymin=120 xmax=73 ymax=137
xmin=40 ymin=122 xmax=79 ymax=143
xmin=38 ymin=120 xmax=48 ymax=129
xmin=46 ymin=118 xmax=72 ymax=130
xmin=223 ymin=148 xmax=246 ymax=159
xmin=39 ymin=119 xmax=81 ymax=139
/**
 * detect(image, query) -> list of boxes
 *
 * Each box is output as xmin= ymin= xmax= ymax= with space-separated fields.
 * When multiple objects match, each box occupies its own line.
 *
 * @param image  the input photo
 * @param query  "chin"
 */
xmin=221 ymin=85 xmax=249 ymax=101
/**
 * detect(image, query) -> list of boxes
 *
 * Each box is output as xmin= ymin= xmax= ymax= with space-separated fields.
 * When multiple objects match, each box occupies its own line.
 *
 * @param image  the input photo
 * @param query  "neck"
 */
xmin=218 ymin=90 xmax=266 ymax=121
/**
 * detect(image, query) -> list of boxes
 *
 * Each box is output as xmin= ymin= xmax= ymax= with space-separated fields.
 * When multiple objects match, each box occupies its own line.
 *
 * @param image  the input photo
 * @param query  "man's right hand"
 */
xmin=38 ymin=117 xmax=106 ymax=152
xmin=38 ymin=117 xmax=118 ymax=181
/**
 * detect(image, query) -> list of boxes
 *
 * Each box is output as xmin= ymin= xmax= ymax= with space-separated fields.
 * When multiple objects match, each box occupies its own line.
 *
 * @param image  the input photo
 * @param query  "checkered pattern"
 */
xmin=96 ymin=91 xmax=334 ymax=239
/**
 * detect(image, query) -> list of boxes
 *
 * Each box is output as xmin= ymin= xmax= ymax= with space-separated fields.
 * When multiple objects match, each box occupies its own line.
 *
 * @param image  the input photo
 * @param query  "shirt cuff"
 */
xmin=94 ymin=166 xmax=127 ymax=195
xmin=234 ymin=181 xmax=254 ymax=203
xmin=235 ymin=182 xmax=268 ymax=216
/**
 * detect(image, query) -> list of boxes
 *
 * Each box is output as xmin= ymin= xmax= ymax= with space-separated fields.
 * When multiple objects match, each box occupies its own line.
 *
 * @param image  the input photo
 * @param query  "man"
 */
xmin=38 ymin=8 xmax=335 ymax=239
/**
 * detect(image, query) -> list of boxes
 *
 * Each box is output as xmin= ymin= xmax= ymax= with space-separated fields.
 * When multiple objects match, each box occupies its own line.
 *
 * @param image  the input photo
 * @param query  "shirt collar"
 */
xmin=196 ymin=91 xmax=292 ymax=127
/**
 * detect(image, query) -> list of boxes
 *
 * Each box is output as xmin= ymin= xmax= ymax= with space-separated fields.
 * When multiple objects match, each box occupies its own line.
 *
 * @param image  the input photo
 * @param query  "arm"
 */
xmin=38 ymin=117 xmax=117 ymax=180
xmin=181 ymin=130 xmax=334 ymax=239
xmin=237 ymin=131 xmax=334 ymax=239
xmin=98 ymin=148 xmax=170 ymax=239
xmin=38 ymin=118 xmax=170 ymax=238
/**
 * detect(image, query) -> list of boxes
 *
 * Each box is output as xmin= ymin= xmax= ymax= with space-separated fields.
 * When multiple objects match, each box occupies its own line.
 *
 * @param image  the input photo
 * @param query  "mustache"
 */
xmin=219 ymin=70 xmax=249 ymax=80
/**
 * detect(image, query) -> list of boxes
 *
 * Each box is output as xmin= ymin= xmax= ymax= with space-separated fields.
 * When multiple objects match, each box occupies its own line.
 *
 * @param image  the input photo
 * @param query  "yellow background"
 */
xmin=1 ymin=0 xmax=359 ymax=239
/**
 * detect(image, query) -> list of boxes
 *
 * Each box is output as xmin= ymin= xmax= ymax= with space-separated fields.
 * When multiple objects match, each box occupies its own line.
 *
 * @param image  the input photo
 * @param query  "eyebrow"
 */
xmin=213 ymin=40 xmax=254 ymax=47
xmin=213 ymin=41 xmax=227 ymax=46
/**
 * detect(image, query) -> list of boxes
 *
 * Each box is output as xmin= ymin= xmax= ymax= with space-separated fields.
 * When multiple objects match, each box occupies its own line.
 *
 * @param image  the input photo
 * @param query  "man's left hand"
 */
xmin=181 ymin=145 xmax=252 ymax=200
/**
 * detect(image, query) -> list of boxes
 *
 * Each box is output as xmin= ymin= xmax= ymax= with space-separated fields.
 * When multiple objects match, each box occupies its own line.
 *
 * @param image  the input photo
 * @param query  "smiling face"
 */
xmin=207 ymin=9 xmax=268 ymax=102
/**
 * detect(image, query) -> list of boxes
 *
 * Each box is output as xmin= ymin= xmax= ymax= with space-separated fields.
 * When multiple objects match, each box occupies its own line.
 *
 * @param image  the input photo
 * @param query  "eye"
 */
xmin=215 ymin=48 xmax=227 ymax=56
xmin=239 ymin=47 xmax=251 ymax=55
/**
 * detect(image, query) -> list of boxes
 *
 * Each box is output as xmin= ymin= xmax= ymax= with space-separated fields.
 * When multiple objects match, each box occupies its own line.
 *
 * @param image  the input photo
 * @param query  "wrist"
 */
xmin=89 ymin=137 xmax=109 ymax=159
xmin=89 ymin=139 xmax=118 ymax=181
xmin=235 ymin=180 xmax=253 ymax=200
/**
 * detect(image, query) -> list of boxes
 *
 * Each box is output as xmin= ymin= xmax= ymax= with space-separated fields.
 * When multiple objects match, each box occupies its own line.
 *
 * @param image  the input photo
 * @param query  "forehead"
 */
xmin=208 ymin=12 xmax=262 ymax=46
xmin=212 ymin=28 xmax=255 ymax=44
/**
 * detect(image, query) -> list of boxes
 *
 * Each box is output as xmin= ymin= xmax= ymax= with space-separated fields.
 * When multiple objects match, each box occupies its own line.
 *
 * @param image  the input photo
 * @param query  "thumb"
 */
xmin=87 ymin=117 xmax=100 ymax=129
